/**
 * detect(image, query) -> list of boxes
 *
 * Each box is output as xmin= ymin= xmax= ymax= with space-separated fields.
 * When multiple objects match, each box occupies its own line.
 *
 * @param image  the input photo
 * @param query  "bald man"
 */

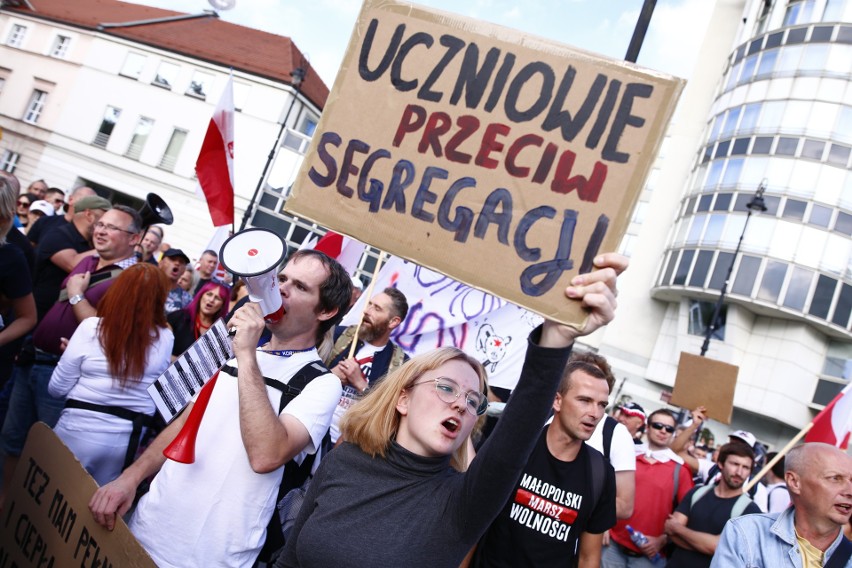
xmin=711 ymin=443 xmax=852 ymax=567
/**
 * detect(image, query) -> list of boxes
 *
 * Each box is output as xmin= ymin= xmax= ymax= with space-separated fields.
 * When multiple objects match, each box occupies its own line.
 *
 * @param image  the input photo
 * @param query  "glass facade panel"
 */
xmin=721 ymin=214 xmax=747 ymax=248
xmin=687 ymin=214 xmax=707 ymax=244
xmin=709 ymin=114 xmax=724 ymax=142
xmin=777 ymin=137 xmax=799 ymax=155
xmin=756 ymin=50 xmax=778 ymax=76
xmin=752 ymin=136 xmax=773 ymax=154
xmin=764 ymin=195 xmax=781 ymax=216
xmin=832 ymin=284 xmax=852 ymax=327
xmin=828 ymin=144 xmax=851 ymax=166
xmin=783 ymin=266 xmax=812 ymax=310
xmin=741 ymin=103 xmax=761 ymax=132
xmin=757 ymin=260 xmax=787 ymax=303
xmin=662 ymin=252 xmax=678 ymax=286
xmin=783 ymin=199 xmax=807 ymax=220
xmin=674 ymin=250 xmax=695 ymax=285
xmin=808 ymin=204 xmax=832 ymax=227
xmin=826 ymin=45 xmax=852 ymax=75
xmin=722 ymin=107 xmax=742 ymax=138
xmin=823 ymin=0 xmax=845 ymax=20
xmin=714 ymin=193 xmax=733 ymax=211
xmin=698 ymin=195 xmax=713 ymax=212
xmin=810 ymin=275 xmax=837 ymax=319
xmin=741 ymin=158 xmax=769 ymax=184
xmin=836 ymin=212 xmax=852 ymax=236
xmin=802 ymin=139 xmax=825 ymax=160
xmin=732 ymin=138 xmax=750 ymax=155
xmin=722 ymin=159 xmax=743 ymax=186
xmin=777 ymin=45 xmax=804 ymax=73
xmin=689 ymin=251 xmax=714 ymax=287
xmin=810 ymin=102 xmax=839 ymax=136
xmin=738 ymin=54 xmax=758 ymax=84
xmin=703 ymin=214 xmax=726 ymax=244
xmin=706 ymin=161 xmax=724 ymax=187
xmin=709 ymin=252 xmax=734 ymax=290
xmin=732 ymin=255 xmax=761 ymax=296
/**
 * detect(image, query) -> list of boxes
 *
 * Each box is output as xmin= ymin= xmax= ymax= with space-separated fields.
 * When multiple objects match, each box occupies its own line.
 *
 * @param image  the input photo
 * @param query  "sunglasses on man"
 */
xmin=649 ymin=421 xmax=676 ymax=434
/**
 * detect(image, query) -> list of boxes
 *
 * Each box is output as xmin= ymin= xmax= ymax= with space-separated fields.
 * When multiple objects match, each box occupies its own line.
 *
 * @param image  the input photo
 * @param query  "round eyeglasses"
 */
xmin=410 ymin=377 xmax=488 ymax=416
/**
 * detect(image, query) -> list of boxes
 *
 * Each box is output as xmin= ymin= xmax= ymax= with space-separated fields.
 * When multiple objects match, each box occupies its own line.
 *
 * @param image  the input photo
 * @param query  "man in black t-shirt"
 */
xmin=31 ymin=195 xmax=110 ymax=320
xmin=665 ymin=442 xmax=761 ymax=568
xmin=474 ymin=353 xmax=618 ymax=567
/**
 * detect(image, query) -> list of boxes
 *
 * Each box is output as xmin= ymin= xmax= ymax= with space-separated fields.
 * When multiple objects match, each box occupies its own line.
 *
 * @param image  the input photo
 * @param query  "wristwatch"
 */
xmin=69 ymin=294 xmax=85 ymax=306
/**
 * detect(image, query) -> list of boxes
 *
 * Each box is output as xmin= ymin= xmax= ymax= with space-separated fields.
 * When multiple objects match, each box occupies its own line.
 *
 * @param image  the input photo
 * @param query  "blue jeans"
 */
xmin=0 ymin=360 xmax=65 ymax=456
xmin=602 ymin=543 xmax=664 ymax=568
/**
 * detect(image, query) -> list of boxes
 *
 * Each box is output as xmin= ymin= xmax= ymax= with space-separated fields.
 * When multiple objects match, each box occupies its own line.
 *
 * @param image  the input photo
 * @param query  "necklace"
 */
xmin=258 ymin=345 xmax=314 ymax=357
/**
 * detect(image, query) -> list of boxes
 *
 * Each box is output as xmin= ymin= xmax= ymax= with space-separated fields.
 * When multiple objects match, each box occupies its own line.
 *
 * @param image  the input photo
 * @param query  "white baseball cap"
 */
xmin=729 ymin=429 xmax=757 ymax=448
xmin=29 ymin=200 xmax=55 ymax=217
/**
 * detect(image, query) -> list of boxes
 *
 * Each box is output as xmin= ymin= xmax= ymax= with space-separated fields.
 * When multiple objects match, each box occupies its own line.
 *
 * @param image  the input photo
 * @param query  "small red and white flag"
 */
xmin=300 ymin=230 xmax=365 ymax=276
xmin=195 ymin=74 xmax=235 ymax=227
xmin=805 ymin=383 xmax=852 ymax=449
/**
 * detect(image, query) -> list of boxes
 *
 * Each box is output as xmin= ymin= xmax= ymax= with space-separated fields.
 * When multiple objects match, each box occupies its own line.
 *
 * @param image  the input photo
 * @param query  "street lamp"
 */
xmin=699 ymin=180 xmax=768 ymax=356
xmin=239 ymin=65 xmax=307 ymax=231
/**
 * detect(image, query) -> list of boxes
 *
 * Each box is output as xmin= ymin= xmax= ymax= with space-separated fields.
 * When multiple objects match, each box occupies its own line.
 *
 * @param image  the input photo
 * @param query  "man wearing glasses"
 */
xmin=602 ymin=409 xmax=695 ymax=567
xmin=0 ymin=205 xmax=142 ymax=510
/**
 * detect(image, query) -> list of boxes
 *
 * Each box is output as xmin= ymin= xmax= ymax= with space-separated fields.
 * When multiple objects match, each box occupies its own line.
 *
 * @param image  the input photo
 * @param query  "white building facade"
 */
xmin=589 ymin=0 xmax=852 ymax=448
xmin=0 ymin=2 xmax=324 ymax=257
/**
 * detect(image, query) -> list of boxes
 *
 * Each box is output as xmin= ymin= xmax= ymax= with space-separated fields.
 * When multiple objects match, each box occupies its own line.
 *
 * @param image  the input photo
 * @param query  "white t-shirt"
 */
xmin=329 ymin=341 xmax=383 ymax=443
xmin=766 ymin=481 xmax=791 ymax=513
xmin=130 ymin=349 xmax=341 ymax=568
xmin=586 ymin=417 xmax=637 ymax=472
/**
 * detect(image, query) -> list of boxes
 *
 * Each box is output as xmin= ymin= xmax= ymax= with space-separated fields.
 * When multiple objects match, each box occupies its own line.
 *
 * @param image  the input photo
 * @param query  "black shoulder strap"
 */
xmin=586 ymin=444 xmax=606 ymax=516
xmin=825 ymin=537 xmax=852 ymax=568
xmin=602 ymin=415 xmax=617 ymax=462
xmin=220 ymin=360 xmax=328 ymax=415
xmin=672 ymin=462 xmax=681 ymax=510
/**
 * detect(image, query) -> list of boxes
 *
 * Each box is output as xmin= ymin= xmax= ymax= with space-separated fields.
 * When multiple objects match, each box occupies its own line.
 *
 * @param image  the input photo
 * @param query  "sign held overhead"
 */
xmin=286 ymin=0 xmax=684 ymax=326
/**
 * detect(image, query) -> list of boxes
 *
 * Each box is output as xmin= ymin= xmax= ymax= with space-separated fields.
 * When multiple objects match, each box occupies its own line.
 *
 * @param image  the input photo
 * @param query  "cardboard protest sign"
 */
xmin=671 ymin=352 xmax=738 ymax=424
xmin=0 ymin=422 xmax=155 ymax=567
xmin=285 ymin=0 xmax=684 ymax=326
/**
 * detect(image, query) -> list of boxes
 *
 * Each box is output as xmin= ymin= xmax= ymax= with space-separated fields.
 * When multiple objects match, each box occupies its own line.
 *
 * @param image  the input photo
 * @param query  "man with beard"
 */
xmin=664 ymin=441 xmax=761 ymax=567
xmin=325 ymin=287 xmax=408 ymax=443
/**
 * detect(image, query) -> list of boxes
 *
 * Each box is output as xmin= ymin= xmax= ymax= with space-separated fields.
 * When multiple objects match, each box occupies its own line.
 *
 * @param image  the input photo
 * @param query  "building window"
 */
xmin=120 ymin=53 xmax=146 ymax=79
xmin=153 ymin=62 xmax=179 ymax=90
xmin=50 ymin=35 xmax=71 ymax=58
xmin=0 ymin=150 xmax=20 ymax=173
xmin=823 ymin=0 xmax=845 ymax=20
xmin=158 ymin=128 xmax=187 ymax=171
xmin=186 ymin=70 xmax=213 ymax=100
xmin=688 ymin=299 xmax=727 ymax=340
xmin=784 ymin=0 xmax=817 ymax=26
xmin=23 ymin=90 xmax=47 ymax=124
xmin=6 ymin=24 xmax=26 ymax=47
xmin=93 ymin=106 xmax=121 ymax=148
xmin=125 ymin=117 xmax=154 ymax=160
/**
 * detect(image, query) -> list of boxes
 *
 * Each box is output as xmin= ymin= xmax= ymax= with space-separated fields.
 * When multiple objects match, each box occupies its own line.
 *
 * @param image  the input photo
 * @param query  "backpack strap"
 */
xmin=389 ymin=343 xmax=406 ymax=374
xmin=689 ymin=484 xmax=715 ymax=509
xmin=587 ymin=444 xmax=606 ymax=515
xmin=730 ymin=494 xmax=752 ymax=518
xmin=602 ymin=415 xmax=616 ymax=462
xmin=327 ymin=326 xmax=358 ymax=366
xmin=672 ymin=462 xmax=681 ymax=510
xmin=690 ymin=483 xmax=752 ymax=519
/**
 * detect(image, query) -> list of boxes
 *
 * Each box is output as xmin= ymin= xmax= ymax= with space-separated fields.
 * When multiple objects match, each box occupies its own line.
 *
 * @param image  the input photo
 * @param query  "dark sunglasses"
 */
xmin=17 ymin=200 xmax=30 ymax=207
xmin=650 ymin=421 xmax=675 ymax=434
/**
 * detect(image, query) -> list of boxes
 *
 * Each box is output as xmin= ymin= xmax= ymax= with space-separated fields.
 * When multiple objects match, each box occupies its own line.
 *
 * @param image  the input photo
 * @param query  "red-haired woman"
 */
xmin=48 ymin=263 xmax=174 ymax=485
xmin=167 ymin=281 xmax=229 ymax=360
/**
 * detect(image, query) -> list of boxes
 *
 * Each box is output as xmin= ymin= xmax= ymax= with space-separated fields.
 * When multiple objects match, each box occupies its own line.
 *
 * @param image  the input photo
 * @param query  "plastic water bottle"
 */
xmin=625 ymin=525 xmax=663 ymax=564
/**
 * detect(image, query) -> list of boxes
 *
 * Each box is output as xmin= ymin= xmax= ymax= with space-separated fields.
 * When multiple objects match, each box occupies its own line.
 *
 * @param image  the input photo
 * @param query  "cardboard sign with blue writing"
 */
xmin=285 ymin=0 xmax=684 ymax=326
xmin=0 ymin=422 xmax=155 ymax=567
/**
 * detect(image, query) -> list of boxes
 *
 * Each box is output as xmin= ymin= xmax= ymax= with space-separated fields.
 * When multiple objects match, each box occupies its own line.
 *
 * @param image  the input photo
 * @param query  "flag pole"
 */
xmin=346 ymin=251 xmax=386 ymax=360
xmin=742 ymin=422 xmax=813 ymax=494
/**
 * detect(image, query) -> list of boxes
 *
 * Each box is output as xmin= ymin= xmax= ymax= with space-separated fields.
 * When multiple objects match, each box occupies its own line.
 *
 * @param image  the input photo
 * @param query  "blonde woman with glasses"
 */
xmin=276 ymin=254 xmax=627 ymax=568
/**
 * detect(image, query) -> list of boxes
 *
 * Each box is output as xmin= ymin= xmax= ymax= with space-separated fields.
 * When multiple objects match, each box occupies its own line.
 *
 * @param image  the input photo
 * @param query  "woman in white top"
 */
xmin=49 ymin=263 xmax=174 ymax=485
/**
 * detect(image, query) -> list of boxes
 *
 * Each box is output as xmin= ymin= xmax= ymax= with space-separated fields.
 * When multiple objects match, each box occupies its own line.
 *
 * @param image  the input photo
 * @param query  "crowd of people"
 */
xmin=1 ymin=170 xmax=852 ymax=568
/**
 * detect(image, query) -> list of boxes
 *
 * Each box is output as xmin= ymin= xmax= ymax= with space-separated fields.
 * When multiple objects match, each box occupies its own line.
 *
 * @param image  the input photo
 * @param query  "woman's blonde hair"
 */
xmin=341 ymin=346 xmax=487 ymax=471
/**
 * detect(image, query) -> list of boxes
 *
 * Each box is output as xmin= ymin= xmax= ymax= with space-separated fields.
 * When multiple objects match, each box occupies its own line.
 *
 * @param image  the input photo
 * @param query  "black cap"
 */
xmin=162 ymin=248 xmax=190 ymax=265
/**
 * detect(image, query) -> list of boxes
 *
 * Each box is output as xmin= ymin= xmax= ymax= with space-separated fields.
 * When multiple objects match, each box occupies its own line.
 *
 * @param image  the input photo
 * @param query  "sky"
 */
xmin=124 ymin=0 xmax=714 ymax=89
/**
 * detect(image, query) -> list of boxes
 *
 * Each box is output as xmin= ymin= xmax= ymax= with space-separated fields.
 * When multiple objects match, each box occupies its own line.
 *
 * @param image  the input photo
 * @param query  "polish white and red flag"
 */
xmin=195 ymin=74 xmax=235 ymax=227
xmin=301 ymin=230 xmax=365 ymax=276
xmin=805 ymin=383 xmax=852 ymax=449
